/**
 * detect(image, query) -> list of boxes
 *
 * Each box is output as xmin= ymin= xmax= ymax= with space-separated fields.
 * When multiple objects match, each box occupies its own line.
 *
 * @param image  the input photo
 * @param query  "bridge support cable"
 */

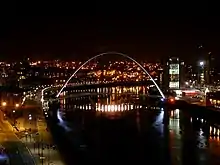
xmin=56 ymin=52 xmax=165 ymax=98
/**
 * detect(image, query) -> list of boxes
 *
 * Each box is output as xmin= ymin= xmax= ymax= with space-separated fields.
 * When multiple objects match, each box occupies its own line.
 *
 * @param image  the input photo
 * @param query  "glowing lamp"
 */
xmin=2 ymin=102 xmax=6 ymax=106
xmin=199 ymin=61 xmax=205 ymax=66
xmin=169 ymin=98 xmax=175 ymax=103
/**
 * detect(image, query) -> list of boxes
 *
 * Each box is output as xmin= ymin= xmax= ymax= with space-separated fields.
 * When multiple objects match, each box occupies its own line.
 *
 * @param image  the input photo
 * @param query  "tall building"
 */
xmin=207 ymin=52 xmax=215 ymax=85
xmin=197 ymin=45 xmax=216 ymax=85
xmin=197 ymin=52 xmax=215 ymax=86
xmin=198 ymin=61 xmax=205 ymax=86
xmin=180 ymin=60 xmax=185 ymax=87
xmin=163 ymin=57 xmax=185 ymax=90
xmin=157 ymin=68 xmax=164 ymax=89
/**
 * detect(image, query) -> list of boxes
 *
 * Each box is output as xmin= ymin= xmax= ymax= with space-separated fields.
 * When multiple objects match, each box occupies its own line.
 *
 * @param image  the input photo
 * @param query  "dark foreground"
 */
xmin=48 ymin=107 xmax=220 ymax=165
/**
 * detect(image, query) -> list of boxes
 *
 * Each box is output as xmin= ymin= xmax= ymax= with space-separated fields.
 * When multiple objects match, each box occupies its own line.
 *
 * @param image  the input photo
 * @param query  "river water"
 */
xmin=52 ymin=86 xmax=220 ymax=165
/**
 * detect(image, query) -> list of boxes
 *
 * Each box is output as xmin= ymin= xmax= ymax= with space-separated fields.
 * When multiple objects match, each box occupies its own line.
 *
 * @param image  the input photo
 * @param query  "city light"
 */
xmin=199 ymin=61 xmax=204 ymax=66
xmin=2 ymin=102 xmax=6 ymax=106
xmin=169 ymin=98 xmax=175 ymax=103
xmin=15 ymin=103 xmax=19 ymax=107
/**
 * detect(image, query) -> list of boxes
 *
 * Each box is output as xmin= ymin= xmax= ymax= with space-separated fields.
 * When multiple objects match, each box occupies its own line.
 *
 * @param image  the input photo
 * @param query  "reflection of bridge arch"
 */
xmin=56 ymin=52 xmax=165 ymax=98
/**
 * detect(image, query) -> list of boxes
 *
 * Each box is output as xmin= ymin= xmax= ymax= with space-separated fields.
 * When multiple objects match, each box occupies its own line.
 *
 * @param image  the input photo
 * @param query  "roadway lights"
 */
xmin=15 ymin=104 xmax=19 ymax=108
xmin=2 ymin=102 xmax=6 ymax=106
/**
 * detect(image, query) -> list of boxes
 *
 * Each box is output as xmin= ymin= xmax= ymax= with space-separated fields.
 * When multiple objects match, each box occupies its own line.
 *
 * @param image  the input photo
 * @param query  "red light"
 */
xmin=169 ymin=98 xmax=175 ymax=103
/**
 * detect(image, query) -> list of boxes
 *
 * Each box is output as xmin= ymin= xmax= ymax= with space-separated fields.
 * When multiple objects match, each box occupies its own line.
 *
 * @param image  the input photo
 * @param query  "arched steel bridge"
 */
xmin=56 ymin=52 xmax=165 ymax=98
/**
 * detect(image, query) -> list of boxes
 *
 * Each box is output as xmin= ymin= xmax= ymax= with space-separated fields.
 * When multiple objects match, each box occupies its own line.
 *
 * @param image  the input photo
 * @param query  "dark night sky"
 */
xmin=0 ymin=2 xmax=219 ymax=63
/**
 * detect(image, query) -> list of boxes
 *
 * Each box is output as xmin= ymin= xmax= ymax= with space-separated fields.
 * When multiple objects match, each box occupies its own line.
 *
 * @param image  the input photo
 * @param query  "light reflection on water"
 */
xmin=60 ymin=86 xmax=161 ymax=113
xmin=56 ymin=86 xmax=220 ymax=164
xmin=168 ymin=109 xmax=220 ymax=164
xmin=95 ymin=103 xmax=134 ymax=112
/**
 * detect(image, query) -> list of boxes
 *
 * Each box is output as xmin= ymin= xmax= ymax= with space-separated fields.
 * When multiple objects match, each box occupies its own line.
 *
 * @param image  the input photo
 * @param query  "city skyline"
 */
xmin=1 ymin=3 xmax=220 ymax=165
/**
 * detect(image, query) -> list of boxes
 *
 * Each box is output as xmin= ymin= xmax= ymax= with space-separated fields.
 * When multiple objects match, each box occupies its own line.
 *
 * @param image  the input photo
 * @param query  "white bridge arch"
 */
xmin=56 ymin=52 xmax=165 ymax=98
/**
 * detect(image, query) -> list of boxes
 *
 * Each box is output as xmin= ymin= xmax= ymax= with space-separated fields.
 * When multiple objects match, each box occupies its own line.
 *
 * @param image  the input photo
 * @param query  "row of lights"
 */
xmin=1 ymin=102 xmax=19 ymax=107
xmin=67 ymin=104 xmax=162 ymax=112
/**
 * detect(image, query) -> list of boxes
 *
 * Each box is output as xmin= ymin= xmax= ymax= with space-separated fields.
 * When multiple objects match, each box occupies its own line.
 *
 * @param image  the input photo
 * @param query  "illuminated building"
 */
xmin=157 ymin=68 xmax=164 ymax=89
xmin=206 ymin=52 xmax=215 ymax=85
xmin=198 ymin=60 xmax=205 ymax=86
xmin=206 ymin=91 xmax=220 ymax=108
xmin=197 ymin=46 xmax=216 ymax=85
xmin=168 ymin=57 xmax=180 ymax=89
xmin=163 ymin=57 xmax=185 ymax=90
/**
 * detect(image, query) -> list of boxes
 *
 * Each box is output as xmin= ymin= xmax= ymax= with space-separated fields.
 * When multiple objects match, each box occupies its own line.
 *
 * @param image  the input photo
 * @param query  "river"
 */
xmin=49 ymin=86 xmax=220 ymax=165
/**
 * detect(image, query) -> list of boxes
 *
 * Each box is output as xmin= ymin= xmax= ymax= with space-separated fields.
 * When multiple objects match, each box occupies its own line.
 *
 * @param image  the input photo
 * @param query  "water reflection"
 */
xmin=54 ymin=86 xmax=220 ymax=164
xmin=59 ymin=86 xmax=161 ymax=113
xmin=168 ymin=108 xmax=220 ymax=164
xmin=95 ymin=103 xmax=134 ymax=112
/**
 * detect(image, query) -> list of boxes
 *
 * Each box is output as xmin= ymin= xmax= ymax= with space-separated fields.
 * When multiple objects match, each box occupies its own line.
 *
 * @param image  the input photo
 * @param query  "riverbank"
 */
xmin=168 ymin=99 xmax=220 ymax=124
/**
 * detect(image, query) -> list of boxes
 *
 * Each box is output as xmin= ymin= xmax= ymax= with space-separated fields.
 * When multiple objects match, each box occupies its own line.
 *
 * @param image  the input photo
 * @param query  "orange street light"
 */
xmin=2 ymin=102 xmax=6 ymax=106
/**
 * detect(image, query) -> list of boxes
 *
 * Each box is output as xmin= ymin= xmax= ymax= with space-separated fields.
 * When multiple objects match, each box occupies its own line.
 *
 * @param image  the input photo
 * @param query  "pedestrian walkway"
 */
xmin=36 ymin=116 xmax=65 ymax=165
xmin=21 ymin=136 xmax=65 ymax=165
xmin=19 ymin=118 xmax=65 ymax=165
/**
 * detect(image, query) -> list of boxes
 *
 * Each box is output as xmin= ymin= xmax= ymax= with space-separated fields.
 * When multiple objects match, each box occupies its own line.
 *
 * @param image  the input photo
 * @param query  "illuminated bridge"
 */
xmin=42 ymin=52 xmax=165 ymax=101
xmin=55 ymin=52 xmax=165 ymax=98
xmin=39 ymin=52 xmax=168 ymax=126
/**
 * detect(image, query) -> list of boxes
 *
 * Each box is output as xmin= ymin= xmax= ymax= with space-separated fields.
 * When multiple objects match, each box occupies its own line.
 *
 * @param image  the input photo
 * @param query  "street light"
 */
xmin=199 ymin=61 xmax=204 ymax=67
xmin=12 ymin=110 xmax=16 ymax=126
xmin=2 ymin=102 xmax=6 ymax=106
xmin=15 ymin=103 xmax=19 ymax=108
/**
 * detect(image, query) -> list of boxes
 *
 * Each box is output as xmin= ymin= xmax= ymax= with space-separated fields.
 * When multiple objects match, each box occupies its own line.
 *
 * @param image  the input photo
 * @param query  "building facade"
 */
xmin=163 ymin=57 xmax=185 ymax=90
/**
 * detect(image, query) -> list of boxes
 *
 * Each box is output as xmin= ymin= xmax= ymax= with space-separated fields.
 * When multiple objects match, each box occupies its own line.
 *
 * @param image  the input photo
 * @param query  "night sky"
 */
xmin=0 ymin=2 xmax=219 ymax=63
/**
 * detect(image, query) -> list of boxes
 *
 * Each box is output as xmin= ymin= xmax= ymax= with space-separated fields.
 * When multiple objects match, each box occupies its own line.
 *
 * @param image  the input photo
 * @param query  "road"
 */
xmin=0 ymin=112 xmax=35 ymax=165
xmin=16 ymin=98 xmax=65 ymax=165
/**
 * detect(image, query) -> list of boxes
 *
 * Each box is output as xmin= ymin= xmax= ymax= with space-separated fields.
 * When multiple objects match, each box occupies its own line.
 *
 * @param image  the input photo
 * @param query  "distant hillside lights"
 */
xmin=89 ymin=69 xmax=151 ymax=82
xmin=0 ymin=59 xmax=163 ymax=87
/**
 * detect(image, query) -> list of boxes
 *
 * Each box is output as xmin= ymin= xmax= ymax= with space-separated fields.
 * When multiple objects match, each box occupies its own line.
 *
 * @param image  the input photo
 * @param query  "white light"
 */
xmin=199 ymin=61 xmax=204 ymax=66
xmin=205 ymin=88 xmax=209 ymax=95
